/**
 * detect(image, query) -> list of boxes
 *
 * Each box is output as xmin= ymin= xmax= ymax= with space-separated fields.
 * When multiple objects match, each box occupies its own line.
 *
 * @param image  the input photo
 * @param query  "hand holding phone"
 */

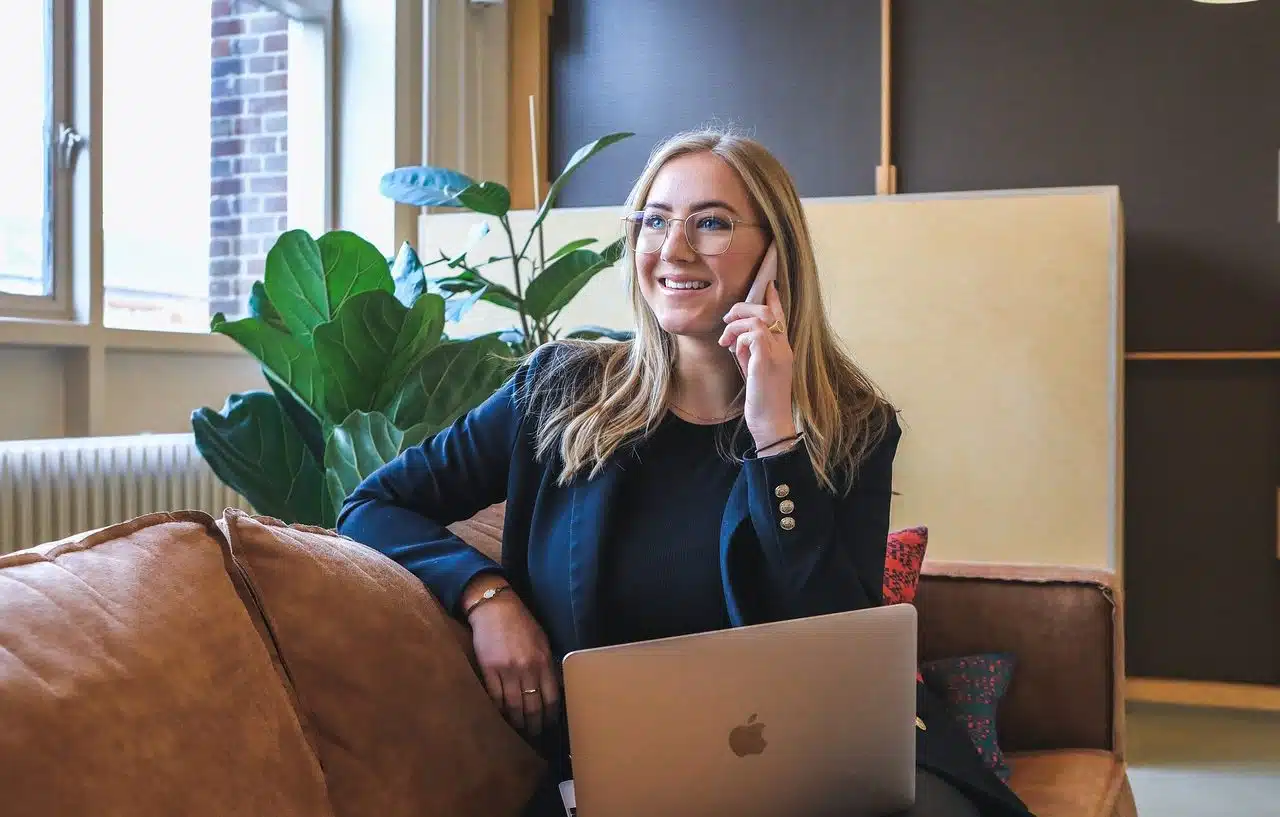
xmin=731 ymin=243 xmax=779 ymax=378
xmin=744 ymin=242 xmax=778 ymax=306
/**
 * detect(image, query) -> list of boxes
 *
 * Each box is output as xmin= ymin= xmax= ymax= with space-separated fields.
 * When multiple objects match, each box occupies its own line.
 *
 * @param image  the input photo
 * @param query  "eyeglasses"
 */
xmin=622 ymin=209 xmax=766 ymax=256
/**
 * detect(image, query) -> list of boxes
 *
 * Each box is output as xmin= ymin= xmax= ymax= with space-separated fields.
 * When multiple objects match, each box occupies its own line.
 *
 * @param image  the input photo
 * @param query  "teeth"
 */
xmin=663 ymin=279 xmax=710 ymax=290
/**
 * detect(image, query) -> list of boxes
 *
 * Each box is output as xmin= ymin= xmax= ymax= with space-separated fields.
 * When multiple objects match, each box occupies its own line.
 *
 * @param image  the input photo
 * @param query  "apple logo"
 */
xmin=728 ymin=713 xmax=768 ymax=757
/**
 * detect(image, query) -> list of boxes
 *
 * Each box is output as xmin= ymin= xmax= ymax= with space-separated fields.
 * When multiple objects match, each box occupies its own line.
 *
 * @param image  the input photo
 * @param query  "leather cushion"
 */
xmin=0 ymin=512 xmax=335 ymax=817
xmin=219 ymin=510 xmax=545 ymax=817
xmin=1006 ymin=750 xmax=1129 ymax=817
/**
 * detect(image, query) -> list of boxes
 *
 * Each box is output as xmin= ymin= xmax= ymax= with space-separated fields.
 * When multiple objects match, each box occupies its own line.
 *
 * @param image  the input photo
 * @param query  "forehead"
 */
xmin=643 ymin=151 xmax=754 ymax=214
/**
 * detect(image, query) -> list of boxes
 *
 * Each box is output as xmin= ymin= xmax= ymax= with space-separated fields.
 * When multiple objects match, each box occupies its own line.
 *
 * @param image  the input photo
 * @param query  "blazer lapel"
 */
xmin=566 ymin=456 xmax=626 ymax=650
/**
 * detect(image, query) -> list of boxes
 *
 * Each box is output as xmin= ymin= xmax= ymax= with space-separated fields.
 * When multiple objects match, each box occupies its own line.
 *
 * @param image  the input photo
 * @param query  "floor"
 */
xmin=1125 ymin=702 xmax=1280 ymax=816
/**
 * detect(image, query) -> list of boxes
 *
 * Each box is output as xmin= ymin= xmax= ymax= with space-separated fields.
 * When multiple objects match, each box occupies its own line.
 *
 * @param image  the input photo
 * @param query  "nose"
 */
xmin=660 ymin=218 xmax=697 ymax=262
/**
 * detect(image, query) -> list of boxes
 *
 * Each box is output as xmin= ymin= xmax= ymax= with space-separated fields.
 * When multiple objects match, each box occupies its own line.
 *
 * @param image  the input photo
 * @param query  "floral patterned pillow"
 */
xmin=920 ymin=653 xmax=1018 ymax=781
xmin=883 ymin=526 xmax=928 ymax=682
xmin=883 ymin=526 xmax=929 ymax=606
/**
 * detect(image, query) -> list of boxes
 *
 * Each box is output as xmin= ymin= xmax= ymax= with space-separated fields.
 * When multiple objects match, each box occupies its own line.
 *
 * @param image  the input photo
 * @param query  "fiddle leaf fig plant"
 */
xmin=194 ymin=131 xmax=638 ymax=527
xmin=379 ymin=131 xmax=636 ymax=354
xmin=192 ymin=228 xmax=516 ymax=528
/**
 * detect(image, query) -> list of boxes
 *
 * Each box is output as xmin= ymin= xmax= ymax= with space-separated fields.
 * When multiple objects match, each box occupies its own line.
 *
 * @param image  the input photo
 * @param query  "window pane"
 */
xmin=104 ymin=0 xmax=324 ymax=332
xmin=0 ymin=0 xmax=53 ymax=298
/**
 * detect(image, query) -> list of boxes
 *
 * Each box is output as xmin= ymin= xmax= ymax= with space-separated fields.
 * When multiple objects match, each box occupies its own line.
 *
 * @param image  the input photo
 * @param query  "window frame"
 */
xmin=0 ymin=0 xmax=76 ymax=321
xmin=0 ymin=0 xmax=337 ymax=332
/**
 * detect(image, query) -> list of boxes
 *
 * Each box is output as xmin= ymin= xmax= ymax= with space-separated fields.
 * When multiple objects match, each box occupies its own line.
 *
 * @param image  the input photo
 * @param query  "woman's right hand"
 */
xmin=462 ymin=576 xmax=561 ymax=737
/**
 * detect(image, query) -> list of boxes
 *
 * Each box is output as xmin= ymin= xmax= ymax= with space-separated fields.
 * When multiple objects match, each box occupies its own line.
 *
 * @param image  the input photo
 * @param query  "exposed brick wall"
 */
xmin=209 ymin=0 xmax=289 ymax=320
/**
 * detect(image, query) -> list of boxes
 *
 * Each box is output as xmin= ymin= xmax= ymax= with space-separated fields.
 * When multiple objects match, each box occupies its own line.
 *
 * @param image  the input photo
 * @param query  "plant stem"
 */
xmin=536 ymin=222 xmax=548 ymax=344
xmin=500 ymin=215 xmax=533 ymax=347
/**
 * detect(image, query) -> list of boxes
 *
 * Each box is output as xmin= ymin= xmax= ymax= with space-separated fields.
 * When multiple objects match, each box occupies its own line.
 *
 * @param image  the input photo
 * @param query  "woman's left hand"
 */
xmin=720 ymin=280 xmax=797 ymax=450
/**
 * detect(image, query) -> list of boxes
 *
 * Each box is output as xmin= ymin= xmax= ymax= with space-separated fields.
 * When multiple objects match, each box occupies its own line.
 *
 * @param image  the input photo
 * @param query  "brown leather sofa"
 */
xmin=0 ymin=505 xmax=1135 ymax=817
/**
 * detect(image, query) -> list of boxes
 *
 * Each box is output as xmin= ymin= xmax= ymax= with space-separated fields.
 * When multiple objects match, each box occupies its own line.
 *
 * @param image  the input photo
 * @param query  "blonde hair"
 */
xmin=522 ymin=128 xmax=895 ymax=493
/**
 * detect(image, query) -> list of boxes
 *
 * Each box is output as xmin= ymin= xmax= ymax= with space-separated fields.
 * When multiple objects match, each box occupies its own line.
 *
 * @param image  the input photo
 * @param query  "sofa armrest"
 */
xmin=915 ymin=561 xmax=1125 ymax=759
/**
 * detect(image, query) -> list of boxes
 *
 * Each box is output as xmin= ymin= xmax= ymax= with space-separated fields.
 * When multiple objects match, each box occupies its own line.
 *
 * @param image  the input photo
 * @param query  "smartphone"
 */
xmin=733 ymin=242 xmax=779 ymax=377
xmin=744 ymin=242 xmax=778 ymax=306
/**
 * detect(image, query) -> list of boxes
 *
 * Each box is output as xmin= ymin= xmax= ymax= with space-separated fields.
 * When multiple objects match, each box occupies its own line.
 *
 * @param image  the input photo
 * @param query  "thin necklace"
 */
xmin=669 ymin=402 xmax=741 ymax=424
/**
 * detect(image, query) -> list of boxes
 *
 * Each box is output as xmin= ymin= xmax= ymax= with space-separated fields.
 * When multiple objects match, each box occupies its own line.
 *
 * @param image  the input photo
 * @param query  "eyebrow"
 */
xmin=645 ymin=199 xmax=742 ymax=217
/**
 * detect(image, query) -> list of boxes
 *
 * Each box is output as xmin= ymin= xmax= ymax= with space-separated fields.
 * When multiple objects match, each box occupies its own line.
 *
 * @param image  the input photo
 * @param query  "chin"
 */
xmin=653 ymin=310 xmax=720 ymax=340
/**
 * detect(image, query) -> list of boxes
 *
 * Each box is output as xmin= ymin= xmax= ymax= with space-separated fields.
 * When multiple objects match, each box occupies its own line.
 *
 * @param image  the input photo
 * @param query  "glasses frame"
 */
xmin=621 ymin=209 xmax=767 ymax=257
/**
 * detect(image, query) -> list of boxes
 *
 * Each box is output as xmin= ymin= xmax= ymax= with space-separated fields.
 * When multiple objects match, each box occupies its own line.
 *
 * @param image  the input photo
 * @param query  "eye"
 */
xmin=695 ymin=214 xmax=731 ymax=231
xmin=642 ymin=213 xmax=668 ymax=230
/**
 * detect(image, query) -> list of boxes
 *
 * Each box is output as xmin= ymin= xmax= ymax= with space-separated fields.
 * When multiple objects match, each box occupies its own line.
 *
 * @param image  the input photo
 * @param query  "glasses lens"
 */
xmin=627 ymin=211 xmax=667 ymax=253
xmin=688 ymin=210 xmax=734 ymax=255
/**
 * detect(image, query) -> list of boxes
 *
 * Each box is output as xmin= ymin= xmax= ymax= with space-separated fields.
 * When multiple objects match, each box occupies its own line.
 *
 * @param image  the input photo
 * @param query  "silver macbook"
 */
xmin=561 ymin=603 xmax=919 ymax=817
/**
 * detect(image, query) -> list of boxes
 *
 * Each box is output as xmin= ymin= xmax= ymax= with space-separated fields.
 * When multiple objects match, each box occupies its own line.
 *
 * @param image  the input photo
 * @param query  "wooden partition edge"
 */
xmin=1125 ymin=350 xmax=1280 ymax=361
xmin=1127 ymin=677 xmax=1280 ymax=713
xmin=875 ymin=0 xmax=897 ymax=195
xmin=508 ymin=0 xmax=553 ymax=211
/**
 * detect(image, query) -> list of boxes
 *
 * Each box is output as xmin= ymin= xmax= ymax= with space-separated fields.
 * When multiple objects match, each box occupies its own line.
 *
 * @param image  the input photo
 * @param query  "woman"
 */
xmin=337 ymin=129 xmax=1033 ymax=817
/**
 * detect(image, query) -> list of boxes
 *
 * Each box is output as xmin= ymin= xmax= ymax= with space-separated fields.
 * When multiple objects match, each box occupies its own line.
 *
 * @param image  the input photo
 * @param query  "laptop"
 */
xmin=560 ymin=603 xmax=919 ymax=817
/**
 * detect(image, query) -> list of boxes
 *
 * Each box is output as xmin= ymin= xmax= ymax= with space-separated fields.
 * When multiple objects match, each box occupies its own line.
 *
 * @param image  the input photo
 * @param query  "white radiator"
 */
xmin=0 ymin=433 xmax=253 ymax=555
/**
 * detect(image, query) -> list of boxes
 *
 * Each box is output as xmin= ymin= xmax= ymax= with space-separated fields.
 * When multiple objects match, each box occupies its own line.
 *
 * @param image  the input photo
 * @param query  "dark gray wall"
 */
xmin=890 ymin=0 xmax=1280 ymax=686
xmin=549 ymin=0 xmax=881 ymax=206
xmin=548 ymin=0 xmax=1280 ymax=685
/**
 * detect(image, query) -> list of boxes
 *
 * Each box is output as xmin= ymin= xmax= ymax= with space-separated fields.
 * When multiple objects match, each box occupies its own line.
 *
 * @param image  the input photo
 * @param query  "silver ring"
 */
xmin=522 ymin=688 xmax=540 ymax=695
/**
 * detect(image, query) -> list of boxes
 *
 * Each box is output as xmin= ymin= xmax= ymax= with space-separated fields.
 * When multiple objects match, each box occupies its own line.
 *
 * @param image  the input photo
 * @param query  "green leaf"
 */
xmin=456 ymin=182 xmax=511 ymax=217
xmin=212 ymin=313 xmax=323 ymax=418
xmin=545 ymin=238 xmax=597 ymax=266
xmin=523 ymin=132 xmax=633 ymax=254
xmin=444 ymin=285 xmax=488 ymax=323
xmin=379 ymin=166 xmax=476 ymax=207
xmin=447 ymin=221 xmax=492 ymax=268
xmin=323 ymin=412 xmax=405 ymax=523
xmin=433 ymin=269 xmax=522 ymax=312
xmin=391 ymin=241 xmax=426 ymax=308
xmin=248 ymin=280 xmax=287 ymax=331
xmin=318 ymin=229 xmax=395 ymax=316
xmin=264 ymin=369 xmax=325 ymax=465
xmin=564 ymin=325 xmax=634 ymax=342
xmin=389 ymin=335 xmax=515 ymax=447
xmin=192 ymin=391 xmax=330 ymax=527
xmin=522 ymin=237 xmax=624 ymax=321
xmin=263 ymin=229 xmax=394 ymax=344
xmin=312 ymin=289 xmax=446 ymax=421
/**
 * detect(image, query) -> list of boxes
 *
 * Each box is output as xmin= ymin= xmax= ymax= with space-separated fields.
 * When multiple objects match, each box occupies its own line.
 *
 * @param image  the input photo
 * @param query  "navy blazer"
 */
xmin=336 ymin=344 xmax=1032 ymax=817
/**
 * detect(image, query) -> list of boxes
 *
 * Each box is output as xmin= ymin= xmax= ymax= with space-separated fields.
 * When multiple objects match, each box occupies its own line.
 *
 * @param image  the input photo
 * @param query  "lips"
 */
xmin=659 ymin=277 xmax=711 ymax=291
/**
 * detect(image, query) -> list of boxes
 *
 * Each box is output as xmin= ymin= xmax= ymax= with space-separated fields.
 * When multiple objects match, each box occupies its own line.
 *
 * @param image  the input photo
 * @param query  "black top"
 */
xmin=596 ymin=413 xmax=741 ymax=646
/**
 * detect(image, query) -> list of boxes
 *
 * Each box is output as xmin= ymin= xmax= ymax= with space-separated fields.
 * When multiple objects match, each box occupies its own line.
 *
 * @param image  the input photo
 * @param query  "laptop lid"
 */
xmin=561 ymin=603 xmax=918 ymax=817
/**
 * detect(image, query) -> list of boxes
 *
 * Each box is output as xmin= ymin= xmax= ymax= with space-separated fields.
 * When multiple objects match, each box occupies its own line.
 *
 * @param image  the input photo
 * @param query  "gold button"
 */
xmin=774 ymin=483 xmax=790 ymax=499
xmin=779 ymin=516 xmax=795 ymax=531
xmin=916 ymin=716 xmax=927 ymax=731
xmin=778 ymin=499 xmax=794 ymax=514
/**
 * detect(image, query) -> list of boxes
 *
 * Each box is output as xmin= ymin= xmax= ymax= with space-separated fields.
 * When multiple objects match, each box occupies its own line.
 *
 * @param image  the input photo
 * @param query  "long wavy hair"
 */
xmin=521 ymin=128 xmax=895 ymax=493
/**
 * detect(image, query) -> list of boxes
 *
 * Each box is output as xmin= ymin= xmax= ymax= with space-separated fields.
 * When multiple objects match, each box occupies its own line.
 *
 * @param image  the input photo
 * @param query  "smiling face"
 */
xmin=632 ymin=151 xmax=769 ymax=340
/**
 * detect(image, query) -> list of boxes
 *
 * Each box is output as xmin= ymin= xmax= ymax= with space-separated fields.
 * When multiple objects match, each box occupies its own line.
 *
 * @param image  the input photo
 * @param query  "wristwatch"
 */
xmin=463 ymin=583 xmax=511 ymax=618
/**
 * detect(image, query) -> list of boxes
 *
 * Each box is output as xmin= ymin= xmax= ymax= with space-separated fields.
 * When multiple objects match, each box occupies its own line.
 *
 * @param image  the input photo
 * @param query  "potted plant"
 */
xmin=192 ymin=132 xmax=633 ymax=527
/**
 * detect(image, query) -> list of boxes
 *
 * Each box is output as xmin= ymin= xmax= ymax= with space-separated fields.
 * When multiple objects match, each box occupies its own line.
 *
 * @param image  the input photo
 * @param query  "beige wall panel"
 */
xmin=103 ymin=351 xmax=261 ymax=437
xmin=0 ymin=348 xmax=67 ymax=441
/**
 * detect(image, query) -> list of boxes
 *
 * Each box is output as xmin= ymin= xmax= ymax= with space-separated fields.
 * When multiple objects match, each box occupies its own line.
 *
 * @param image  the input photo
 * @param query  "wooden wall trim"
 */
xmin=1127 ymin=677 xmax=1280 ymax=713
xmin=507 ymin=0 xmax=552 ymax=211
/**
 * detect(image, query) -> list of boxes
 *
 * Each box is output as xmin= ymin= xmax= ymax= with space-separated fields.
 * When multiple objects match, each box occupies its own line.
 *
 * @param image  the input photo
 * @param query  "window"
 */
xmin=0 ymin=0 xmax=71 ymax=317
xmin=101 ymin=0 xmax=330 ymax=332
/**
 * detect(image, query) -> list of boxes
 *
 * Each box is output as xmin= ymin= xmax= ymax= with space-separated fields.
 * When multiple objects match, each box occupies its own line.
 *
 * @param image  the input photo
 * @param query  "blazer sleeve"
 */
xmin=740 ymin=410 xmax=902 ymax=619
xmin=335 ymin=351 xmax=542 ymax=616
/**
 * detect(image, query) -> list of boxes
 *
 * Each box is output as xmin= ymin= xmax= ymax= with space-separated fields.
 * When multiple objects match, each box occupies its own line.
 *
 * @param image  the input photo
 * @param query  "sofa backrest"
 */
xmin=916 ymin=562 xmax=1123 ymax=757
xmin=0 ymin=512 xmax=335 ymax=817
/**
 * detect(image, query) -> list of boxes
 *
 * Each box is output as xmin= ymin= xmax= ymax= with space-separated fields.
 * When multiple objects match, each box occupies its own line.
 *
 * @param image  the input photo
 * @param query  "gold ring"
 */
xmin=522 ymin=688 xmax=540 ymax=695
xmin=766 ymin=319 xmax=785 ymax=335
